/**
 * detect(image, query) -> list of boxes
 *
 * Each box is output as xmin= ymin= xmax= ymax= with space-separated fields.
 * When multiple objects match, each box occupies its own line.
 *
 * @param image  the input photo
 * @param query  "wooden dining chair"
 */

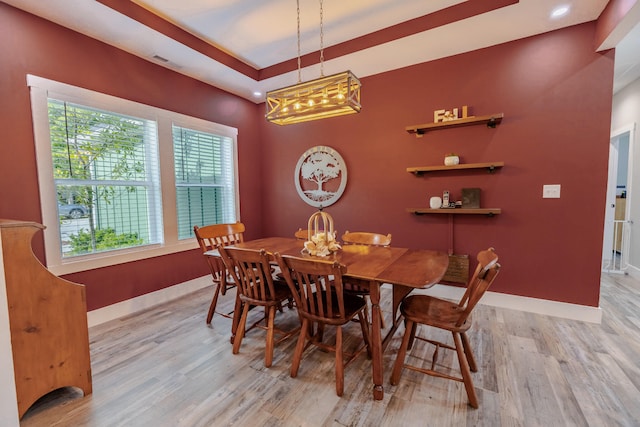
xmin=390 ymin=247 xmax=500 ymax=408
xmin=218 ymin=246 xmax=298 ymax=368
xmin=340 ymin=230 xmax=392 ymax=328
xmin=193 ymin=222 xmax=245 ymax=324
xmin=294 ymin=228 xmax=309 ymax=240
xmin=274 ymin=252 xmax=371 ymax=396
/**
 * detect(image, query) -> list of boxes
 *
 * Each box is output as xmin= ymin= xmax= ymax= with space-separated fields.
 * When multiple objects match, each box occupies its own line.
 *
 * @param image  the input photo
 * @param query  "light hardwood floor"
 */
xmin=20 ymin=273 xmax=640 ymax=426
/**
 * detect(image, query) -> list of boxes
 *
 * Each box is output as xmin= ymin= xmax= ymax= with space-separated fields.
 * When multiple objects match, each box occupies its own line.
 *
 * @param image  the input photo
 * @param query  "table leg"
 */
xmin=369 ymin=281 xmax=384 ymax=400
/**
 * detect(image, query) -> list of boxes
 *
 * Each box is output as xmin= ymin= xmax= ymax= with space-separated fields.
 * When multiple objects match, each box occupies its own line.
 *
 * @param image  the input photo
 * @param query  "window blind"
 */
xmin=173 ymin=125 xmax=237 ymax=239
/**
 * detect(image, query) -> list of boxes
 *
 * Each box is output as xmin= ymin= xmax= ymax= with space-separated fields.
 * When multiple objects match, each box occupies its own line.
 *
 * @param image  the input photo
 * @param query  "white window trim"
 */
xmin=27 ymin=75 xmax=239 ymax=276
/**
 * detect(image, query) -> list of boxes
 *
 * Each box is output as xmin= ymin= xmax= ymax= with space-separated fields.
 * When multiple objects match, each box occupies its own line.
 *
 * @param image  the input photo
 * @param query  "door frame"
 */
xmin=603 ymin=123 xmax=635 ymax=272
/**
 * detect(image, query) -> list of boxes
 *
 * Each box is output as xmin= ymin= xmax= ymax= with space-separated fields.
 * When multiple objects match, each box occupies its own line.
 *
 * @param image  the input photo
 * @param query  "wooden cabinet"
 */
xmin=0 ymin=219 xmax=91 ymax=418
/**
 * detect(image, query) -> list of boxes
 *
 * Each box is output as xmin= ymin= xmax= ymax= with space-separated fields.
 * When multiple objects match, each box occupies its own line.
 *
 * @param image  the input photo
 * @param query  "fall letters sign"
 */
xmin=434 ymin=105 xmax=473 ymax=123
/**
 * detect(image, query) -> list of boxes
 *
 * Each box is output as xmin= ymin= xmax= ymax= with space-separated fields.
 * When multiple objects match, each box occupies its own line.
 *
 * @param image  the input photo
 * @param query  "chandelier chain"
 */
xmin=319 ymin=0 xmax=324 ymax=76
xmin=297 ymin=0 xmax=301 ymax=83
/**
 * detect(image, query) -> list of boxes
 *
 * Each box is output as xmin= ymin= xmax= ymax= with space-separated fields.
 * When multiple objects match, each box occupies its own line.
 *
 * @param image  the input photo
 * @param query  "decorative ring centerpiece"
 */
xmin=302 ymin=211 xmax=341 ymax=257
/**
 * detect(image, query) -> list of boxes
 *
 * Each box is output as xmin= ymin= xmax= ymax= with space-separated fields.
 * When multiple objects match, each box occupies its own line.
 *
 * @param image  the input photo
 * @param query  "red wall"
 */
xmin=0 ymin=3 xmax=614 ymax=309
xmin=260 ymin=23 xmax=614 ymax=307
xmin=0 ymin=4 xmax=263 ymax=310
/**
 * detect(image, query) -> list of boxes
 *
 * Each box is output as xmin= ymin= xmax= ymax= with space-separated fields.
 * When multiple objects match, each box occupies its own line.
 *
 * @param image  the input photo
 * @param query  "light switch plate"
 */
xmin=543 ymin=184 xmax=561 ymax=198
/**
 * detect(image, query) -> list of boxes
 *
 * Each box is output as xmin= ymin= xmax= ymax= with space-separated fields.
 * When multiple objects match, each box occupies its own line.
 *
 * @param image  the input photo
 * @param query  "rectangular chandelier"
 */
xmin=265 ymin=70 xmax=361 ymax=125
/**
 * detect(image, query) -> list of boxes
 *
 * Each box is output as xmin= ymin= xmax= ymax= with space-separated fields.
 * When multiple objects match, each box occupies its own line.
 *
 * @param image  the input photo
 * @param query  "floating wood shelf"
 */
xmin=407 ymin=161 xmax=505 ymax=176
xmin=407 ymin=208 xmax=502 ymax=216
xmin=406 ymin=113 xmax=504 ymax=137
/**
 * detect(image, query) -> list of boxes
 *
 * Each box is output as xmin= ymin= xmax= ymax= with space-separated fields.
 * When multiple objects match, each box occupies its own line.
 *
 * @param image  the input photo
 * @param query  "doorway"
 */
xmin=603 ymin=126 xmax=633 ymax=273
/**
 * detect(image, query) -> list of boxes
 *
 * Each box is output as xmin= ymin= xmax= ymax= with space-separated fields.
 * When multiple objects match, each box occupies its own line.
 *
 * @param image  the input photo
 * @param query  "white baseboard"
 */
xmin=412 ymin=284 xmax=602 ymax=324
xmin=87 ymin=276 xmax=211 ymax=327
xmin=625 ymin=263 xmax=640 ymax=279
xmin=88 ymin=279 xmax=603 ymax=327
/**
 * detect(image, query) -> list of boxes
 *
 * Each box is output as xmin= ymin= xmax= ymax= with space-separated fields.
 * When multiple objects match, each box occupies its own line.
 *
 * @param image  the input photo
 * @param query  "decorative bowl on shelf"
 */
xmin=444 ymin=154 xmax=460 ymax=166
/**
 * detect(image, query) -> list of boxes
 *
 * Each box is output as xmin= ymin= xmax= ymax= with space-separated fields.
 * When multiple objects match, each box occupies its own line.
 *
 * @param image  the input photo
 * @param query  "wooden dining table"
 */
xmin=207 ymin=236 xmax=448 ymax=400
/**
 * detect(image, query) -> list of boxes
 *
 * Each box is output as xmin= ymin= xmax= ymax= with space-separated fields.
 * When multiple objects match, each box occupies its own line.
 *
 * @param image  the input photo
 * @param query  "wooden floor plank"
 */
xmin=19 ymin=272 xmax=640 ymax=426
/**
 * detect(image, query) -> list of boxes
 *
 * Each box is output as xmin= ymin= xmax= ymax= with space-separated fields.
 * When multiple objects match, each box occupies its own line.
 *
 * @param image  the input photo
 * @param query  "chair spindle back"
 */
xmin=341 ymin=231 xmax=392 ymax=247
xmin=194 ymin=222 xmax=245 ymax=277
xmin=455 ymin=247 xmax=500 ymax=327
xmin=218 ymin=247 xmax=279 ymax=304
xmin=275 ymin=253 xmax=348 ymax=323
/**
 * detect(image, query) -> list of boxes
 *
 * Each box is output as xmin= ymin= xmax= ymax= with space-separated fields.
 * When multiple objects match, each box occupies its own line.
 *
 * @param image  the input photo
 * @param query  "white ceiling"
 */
xmin=4 ymin=0 xmax=640 ymax=102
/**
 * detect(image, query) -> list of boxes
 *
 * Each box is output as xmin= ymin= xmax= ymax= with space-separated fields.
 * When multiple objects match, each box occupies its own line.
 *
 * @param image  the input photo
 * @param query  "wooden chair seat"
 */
xmin=390 ymin=247 xmax=500 ymax=409
xmin=304 ymin=290 xmax=370 ymax=325
xmin=243 ymin=280 xmax=292 ymax=307
xmin=400 ymin=295 xmax=472 ymax=332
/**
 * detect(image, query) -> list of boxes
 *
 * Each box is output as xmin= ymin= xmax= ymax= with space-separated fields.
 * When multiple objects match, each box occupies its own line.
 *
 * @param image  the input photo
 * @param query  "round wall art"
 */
xmin=294 ymin=145 xmax=347 ymax=208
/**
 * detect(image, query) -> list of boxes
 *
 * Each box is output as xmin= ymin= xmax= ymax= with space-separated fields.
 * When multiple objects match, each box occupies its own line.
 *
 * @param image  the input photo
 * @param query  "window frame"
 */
xmin=28 ymin=75 xmax=240 ymax=276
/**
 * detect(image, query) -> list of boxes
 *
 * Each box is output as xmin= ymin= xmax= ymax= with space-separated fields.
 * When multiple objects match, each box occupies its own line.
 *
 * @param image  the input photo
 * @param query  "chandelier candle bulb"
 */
xmin=266 ymin=71 xmax=361 ymax=125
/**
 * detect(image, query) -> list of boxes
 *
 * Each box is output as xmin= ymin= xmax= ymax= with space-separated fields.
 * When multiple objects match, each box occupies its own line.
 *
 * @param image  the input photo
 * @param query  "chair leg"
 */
xmin=461 ymin=332 xmax=478 ymax=372
xmin=265 ymin=306 xmax=276 ymax=368
xmin=220 ymin=275 xmax=230 ymax=295
xmin=230 ymin=293 xmax=244 ymax=344
xmin=453 ymin=332 xmax=479 ymax=408
xmin=291 ymin=318 xmax=308 ymax=378
xmin=390 ymin=319 xmax=413 ymax=385
xmin=335 ymin=325 xmax=344 ymax=396
xmin=317 ymin=323 xmax=325 ymax=343
xmin=407 ymin=321 xmax=418 ymax=350
xmin=362 ymin=303 xmax=370 ymax=326
xmin=232 ymin=302 xmax=250 ymax=355
xmin=206 ymin=281 xmax=222 ymax=324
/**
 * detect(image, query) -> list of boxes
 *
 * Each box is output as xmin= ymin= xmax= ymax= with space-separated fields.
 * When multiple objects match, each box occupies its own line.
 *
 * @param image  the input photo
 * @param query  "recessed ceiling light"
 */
xmin=253 ymin=91 xmax=262 ymax=97
xmin=551 ymin=5 xmax=570 ymax=18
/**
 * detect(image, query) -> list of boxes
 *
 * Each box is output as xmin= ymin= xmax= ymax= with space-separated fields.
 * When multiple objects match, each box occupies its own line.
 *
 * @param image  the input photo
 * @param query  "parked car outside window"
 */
xmin=58 ymin=203 xmax=88 ymax=219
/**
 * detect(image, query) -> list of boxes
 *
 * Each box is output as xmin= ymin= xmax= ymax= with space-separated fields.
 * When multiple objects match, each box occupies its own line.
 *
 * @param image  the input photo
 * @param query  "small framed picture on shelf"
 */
xmin=462 ymin=188 xmax=481 ymax=209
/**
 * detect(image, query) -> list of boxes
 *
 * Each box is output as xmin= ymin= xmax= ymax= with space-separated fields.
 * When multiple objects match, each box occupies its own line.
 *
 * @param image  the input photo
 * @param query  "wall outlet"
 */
xmin=543 ymin=184 xmax=561 ymax=198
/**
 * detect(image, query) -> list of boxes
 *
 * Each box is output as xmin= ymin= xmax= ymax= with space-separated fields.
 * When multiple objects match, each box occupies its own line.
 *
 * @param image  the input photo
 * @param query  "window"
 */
xmin=28 ymin=75 xmax=239 ymax=275
xmin=173 ymin=126 xmax=237 ymax=239
xmin=49 ymin=100 xmax=162 ymax=257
